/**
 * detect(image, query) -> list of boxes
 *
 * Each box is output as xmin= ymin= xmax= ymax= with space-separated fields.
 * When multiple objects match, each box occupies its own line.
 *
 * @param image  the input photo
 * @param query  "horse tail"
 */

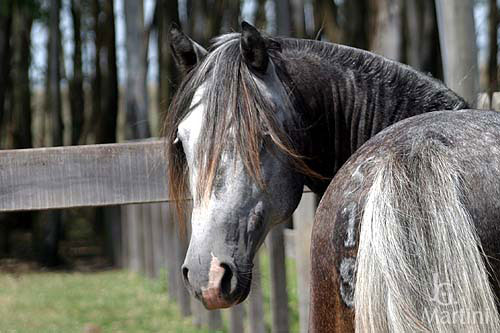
xmin=354 ymin=138 xmax=500 ymax=332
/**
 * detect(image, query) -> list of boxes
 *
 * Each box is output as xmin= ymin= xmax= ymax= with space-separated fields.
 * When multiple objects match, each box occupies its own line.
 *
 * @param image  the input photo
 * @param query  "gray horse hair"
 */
xmin=355 ymin=138 xmax=500 ymax=332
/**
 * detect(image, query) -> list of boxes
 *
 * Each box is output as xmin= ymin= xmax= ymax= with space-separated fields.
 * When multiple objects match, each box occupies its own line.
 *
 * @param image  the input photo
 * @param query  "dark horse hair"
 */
xmin=164 ymin=32 xmax=468 ymax=224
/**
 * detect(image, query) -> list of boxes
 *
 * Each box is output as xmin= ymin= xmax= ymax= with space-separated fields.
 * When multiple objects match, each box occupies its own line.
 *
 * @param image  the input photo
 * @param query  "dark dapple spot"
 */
xmin=340 ymin=257 xmax=356 ymax=308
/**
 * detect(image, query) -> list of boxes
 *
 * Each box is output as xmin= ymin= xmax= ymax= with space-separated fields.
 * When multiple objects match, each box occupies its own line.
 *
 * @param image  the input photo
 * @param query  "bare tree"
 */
xmin=157 ymin=0 xmax=179 ymax=118
xmin=404 ymin=0 xmax=442 ymax=77
xmin=124 ymin=0 xmax=150 ymax=139
xmin=95 ymin=0 xmax=118 ymax=144
xmin=69 ymin=0 xmax=84 ymax=145
xmin=0 ymin=1 xmax=13 ymax=139
xmin=290 ymin=0 xmax=305 ymax=37
xmin=435 ymin=0 xmax=479 ymax=104
xmin=42 ymin=0 xmax=63 ymax=267
xmin=489 ymin=0 xmax=498 ymax=95
xmin=313 ymin=0 xmax=340 ymax=42
xmin=369 ymin=0 xmax=403 ymax=61
xmin=11 ymin=1 xmax=33 ymax=149
xmin=276 ymin=0 xmax=292 ymax=36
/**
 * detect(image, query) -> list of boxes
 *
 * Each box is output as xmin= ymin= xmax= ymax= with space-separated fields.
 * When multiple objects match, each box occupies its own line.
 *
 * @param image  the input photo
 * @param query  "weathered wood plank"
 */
xmin=0 ymin=140 xmax=168 ymax=212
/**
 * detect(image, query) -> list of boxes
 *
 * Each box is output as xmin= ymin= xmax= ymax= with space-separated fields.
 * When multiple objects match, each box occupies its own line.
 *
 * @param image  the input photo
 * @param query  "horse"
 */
xmin=312 ymin=109 xmax=500 ymax=332
xmin=164 ymin=21 xmax=478 ymax=328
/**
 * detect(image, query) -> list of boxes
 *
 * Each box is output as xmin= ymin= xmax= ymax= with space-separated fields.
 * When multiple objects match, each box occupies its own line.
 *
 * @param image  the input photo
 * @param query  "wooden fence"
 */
xmin=0 ymin=93 xmax=497 ymax=332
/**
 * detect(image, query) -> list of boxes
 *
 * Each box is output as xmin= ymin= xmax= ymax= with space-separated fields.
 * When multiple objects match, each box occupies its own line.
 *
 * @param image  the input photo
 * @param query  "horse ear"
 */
xmin=240 ymin=21 xmax=270 ymax=73
xmin=169 ymin=23 xmax=207 ymax=74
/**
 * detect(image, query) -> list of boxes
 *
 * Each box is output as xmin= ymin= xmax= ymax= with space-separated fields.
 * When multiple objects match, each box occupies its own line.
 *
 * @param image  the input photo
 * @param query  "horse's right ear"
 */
xmin=169 ymin=23 xmax=207 ymax=74
xmin=240 ymin=21 xmax=269 ymax=73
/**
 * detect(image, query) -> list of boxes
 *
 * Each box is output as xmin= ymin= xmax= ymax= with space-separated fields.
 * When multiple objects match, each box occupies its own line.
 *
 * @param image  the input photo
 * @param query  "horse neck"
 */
xmin=278 ymin=40 xmax=468 ymax=194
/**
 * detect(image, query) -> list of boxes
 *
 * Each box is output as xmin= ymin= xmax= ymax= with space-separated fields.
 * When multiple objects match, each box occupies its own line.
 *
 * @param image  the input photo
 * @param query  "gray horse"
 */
xmin=164 ymin=22 xmax=497 ymax=331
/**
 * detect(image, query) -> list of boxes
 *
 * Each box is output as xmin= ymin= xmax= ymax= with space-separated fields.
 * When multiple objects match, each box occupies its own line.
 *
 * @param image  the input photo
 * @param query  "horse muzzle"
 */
xmin=183 ymin=253 xmax=249 ymax=310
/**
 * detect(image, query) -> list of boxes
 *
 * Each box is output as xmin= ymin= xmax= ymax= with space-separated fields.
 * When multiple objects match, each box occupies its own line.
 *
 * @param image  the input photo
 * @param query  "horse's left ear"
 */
xmin=240 ymin=21 xmax=280 ymax=73
xmin=169 ymin=23 xmax=208 ymax=74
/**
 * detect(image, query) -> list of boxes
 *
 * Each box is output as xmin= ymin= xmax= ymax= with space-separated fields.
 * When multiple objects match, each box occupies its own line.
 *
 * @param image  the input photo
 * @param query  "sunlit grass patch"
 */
xmin=0 ymin=270 xmax=207 ymax=333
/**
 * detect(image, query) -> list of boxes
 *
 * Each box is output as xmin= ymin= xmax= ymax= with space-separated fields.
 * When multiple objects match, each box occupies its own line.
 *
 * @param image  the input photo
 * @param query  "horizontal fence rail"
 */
xmin=0 ymin=140 xmax=168 ymax=212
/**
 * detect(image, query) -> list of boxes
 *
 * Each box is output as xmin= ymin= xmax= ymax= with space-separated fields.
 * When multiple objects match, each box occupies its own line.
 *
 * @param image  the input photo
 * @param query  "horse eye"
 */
xmin=173 ymin=137 xmax=180 ymax=145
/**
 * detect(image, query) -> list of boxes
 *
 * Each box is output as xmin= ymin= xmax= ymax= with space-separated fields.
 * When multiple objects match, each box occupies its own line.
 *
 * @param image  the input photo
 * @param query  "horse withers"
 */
xmin=164 ymin=21 xmax=476 ymax=329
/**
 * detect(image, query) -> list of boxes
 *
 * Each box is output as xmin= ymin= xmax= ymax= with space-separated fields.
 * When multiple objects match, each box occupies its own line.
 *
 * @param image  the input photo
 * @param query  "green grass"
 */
xmin=0 ymin=270 xmax=212 ymax=333
xmin=0 ymin=252 xmax=299 ymax=333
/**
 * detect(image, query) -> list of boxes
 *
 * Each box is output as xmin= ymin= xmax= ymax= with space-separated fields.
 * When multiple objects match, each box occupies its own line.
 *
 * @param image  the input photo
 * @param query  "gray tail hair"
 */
xmin=354 ymin=139 xmax=500 ymax=332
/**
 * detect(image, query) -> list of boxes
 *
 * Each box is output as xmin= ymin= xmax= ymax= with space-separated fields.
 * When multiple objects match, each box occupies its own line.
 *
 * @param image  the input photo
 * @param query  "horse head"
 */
xmin=166 ymin=22 xmax=307 ymax=309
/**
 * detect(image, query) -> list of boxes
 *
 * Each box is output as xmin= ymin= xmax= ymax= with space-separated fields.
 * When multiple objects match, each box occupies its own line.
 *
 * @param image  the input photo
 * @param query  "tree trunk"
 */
xmin=11 ymin=2 xmax=33 ymax=149
xmin=124 ymin=0 xmax=150 ymax=139
xmin=42 ymin=0 xmax=63 ymax=267
xmin=369 ymin=0 xmax=403 ymax=61
xmin=93 ymin=0 xmax=120 ymax=266
xmin=290 ymin=0 xmax=305 ymax=37
xmin=342 ymin=0 xmax=369 ymax=49
xmin=313 ymin=0 xmax=340 ymax=42
xmin=255 ymin=0 xmax=267 ymax=30
xmin=48 ymin=0 xmax=63 ymax=147
xmin=435 ymin=0 xmax=479 ymax=104
xmin=0 ymin=1 xmax=13 ymax=138
xmin=489 ymin=0 xmax=498 ymax=96
xmin=404 ymin=0 xmax=442 ymax=78
xmin=275 ymin=0 xmax=292 ymax=36
xmin=221 ymin=0 xmax=239 ymax=33
xmin=158 ymin=0 xmax=180 ymax=115
xmin=191 ymin=0 xmax=208 ymax=44
xmin=95 ymin=0 xmax=118 ymax=144
xmin=69 ymin=0 xmax=84 ymax=145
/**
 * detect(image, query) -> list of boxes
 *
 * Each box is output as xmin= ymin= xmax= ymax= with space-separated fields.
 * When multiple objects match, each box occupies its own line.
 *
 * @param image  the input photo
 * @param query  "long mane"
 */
xmin=164 ymin=33 xmax=316 ymax=221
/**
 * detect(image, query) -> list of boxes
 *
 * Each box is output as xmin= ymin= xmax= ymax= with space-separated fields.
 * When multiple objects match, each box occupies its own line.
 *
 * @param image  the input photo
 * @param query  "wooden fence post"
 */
xmin=120 ymin=206 xmax=129 ymax=268
xmin=248 ymin=252 xmax=266 ymax=333
xmin=142 ymin=204 xmax=154 ymax=278
xmin=206 ymin=309 xmax=223 ymax=331
xmin=161 ymin=202 xmax=178 ymax=302
xmin=229 ymin=303 xmax=245 ymax=333
xmin=150 ymin=203 xmax=163 ymax=278
xmin=127 ymin=204 xmax=143 ymax=273
xmin=266 ymin=222 xmax=290 ymax=333
xmin=191 ymin=297 xmax=204 ymax=327
xmin=292 ymin=192 xmax=317 ymax=333
xmin=175 ymin=210 xmax=191 ymax=317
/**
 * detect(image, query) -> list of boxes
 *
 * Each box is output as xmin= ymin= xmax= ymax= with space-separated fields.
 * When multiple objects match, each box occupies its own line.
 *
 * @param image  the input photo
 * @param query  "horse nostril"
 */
xmin=219 ymin=263 xmax=236 ymax=296
xmin=182 ymin=266 xmax=189 ymax=285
